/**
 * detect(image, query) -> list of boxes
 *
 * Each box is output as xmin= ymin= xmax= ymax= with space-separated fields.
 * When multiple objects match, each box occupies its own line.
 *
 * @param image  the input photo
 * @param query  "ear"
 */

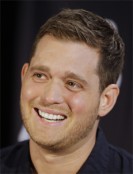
xmin=21 ymin=63 xmax=29 ymax=82
xmin=98 ymin=84 xmax=119 ymax=117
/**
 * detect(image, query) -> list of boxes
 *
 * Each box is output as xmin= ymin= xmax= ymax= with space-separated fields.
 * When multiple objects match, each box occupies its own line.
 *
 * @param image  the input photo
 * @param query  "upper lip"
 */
xmin=34 ymin=107 xmax=68 ymax=118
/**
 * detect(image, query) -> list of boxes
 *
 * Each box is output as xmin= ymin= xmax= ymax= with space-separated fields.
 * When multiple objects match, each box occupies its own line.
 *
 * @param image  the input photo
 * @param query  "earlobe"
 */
xmin=21 ymin=63 xmax=29 ymax=81
xmin=98 ymin=84 xmax=119 ymax=117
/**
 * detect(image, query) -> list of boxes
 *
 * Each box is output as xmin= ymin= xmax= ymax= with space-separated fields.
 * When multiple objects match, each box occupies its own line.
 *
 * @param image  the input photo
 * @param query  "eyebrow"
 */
xmin=30 ymin=65 xmax=50 ymax=72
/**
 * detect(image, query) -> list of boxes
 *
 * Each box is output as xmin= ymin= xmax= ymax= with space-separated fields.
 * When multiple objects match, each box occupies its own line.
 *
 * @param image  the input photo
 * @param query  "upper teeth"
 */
xmin=38 ymin=110 xmax=65 ymax=121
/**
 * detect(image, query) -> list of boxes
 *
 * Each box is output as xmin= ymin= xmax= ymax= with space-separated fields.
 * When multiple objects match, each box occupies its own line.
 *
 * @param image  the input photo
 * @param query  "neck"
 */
xmin=30 ymin=130 xmax=97 ymax=174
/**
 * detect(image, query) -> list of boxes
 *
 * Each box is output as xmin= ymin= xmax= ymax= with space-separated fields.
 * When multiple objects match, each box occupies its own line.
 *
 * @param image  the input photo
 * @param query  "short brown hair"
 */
xmin=29 ymin=9 xmax=125 ymax=92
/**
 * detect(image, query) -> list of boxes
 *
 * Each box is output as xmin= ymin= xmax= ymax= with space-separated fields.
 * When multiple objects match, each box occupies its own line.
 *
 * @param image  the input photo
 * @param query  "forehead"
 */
xmin=31 ymin=35 xmax=100 ymax=75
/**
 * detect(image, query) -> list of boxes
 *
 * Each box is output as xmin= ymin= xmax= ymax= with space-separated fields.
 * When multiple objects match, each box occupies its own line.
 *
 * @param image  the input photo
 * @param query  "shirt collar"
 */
xmin=77 ymin=128 xmax=110 ymax=173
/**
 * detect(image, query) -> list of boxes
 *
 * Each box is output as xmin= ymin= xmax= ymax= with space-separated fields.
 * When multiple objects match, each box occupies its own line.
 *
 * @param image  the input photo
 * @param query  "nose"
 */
xmin=42 ymin=80 xmax=64 ymax=105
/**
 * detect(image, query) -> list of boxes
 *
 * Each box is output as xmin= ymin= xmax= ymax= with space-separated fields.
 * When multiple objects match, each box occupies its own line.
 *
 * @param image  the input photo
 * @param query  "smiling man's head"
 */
xmin=20 ymin=9 xmax=124 ymax=151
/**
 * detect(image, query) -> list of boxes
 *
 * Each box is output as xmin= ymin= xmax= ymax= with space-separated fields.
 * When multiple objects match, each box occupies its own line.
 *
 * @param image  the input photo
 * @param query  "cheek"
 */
xmin=68 ymin=92 xmax=100 ymax=115
xmin=69 ymin=94 xmax=87 ymax=114
xmin=21 ymin=83 xmax=40 ymax=102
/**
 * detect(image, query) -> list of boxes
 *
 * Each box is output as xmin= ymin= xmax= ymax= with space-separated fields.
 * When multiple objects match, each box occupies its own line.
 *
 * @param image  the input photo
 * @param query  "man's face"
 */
xmin=21 ymin=35 xmax=101 ymax=151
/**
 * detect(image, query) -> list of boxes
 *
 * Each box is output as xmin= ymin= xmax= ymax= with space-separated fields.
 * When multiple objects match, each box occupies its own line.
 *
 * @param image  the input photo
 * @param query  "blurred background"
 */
xmin=1 ymin=1 xmax=132 ymax=153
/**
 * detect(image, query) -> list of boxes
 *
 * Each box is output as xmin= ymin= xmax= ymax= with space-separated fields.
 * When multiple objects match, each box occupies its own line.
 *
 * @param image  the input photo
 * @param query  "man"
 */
xmin=1 ymin=9 xmax=132 ymax=173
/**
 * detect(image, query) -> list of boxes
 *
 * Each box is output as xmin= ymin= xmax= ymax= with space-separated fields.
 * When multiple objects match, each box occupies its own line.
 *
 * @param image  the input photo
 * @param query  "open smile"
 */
xmin=35 ymin=108 xmax=67 ymax=122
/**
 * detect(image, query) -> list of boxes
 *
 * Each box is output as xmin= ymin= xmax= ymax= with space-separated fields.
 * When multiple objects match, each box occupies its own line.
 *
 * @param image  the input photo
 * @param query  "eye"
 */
xmin=66 ymin=80 xmax=82 ymax=91
xmin=32 ymin=73 xmax=47 ymax=82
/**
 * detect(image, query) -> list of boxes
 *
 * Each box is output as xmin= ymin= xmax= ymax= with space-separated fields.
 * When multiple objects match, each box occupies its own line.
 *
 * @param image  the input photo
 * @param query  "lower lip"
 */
xmin=33 ymin=109 xmax=66 ymax=126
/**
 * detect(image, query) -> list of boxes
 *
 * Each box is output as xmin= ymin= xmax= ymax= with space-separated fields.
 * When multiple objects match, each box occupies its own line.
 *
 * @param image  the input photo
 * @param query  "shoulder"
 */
xmin=0 ymin=140 xmax=31 ymax=173
xmin=0 ymin=140 xmax=29 ymax=160
xmin=78 ymin=128 xmax=133 ymax=173
xmin=107 ymin=144 xmax=133 ymax=172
